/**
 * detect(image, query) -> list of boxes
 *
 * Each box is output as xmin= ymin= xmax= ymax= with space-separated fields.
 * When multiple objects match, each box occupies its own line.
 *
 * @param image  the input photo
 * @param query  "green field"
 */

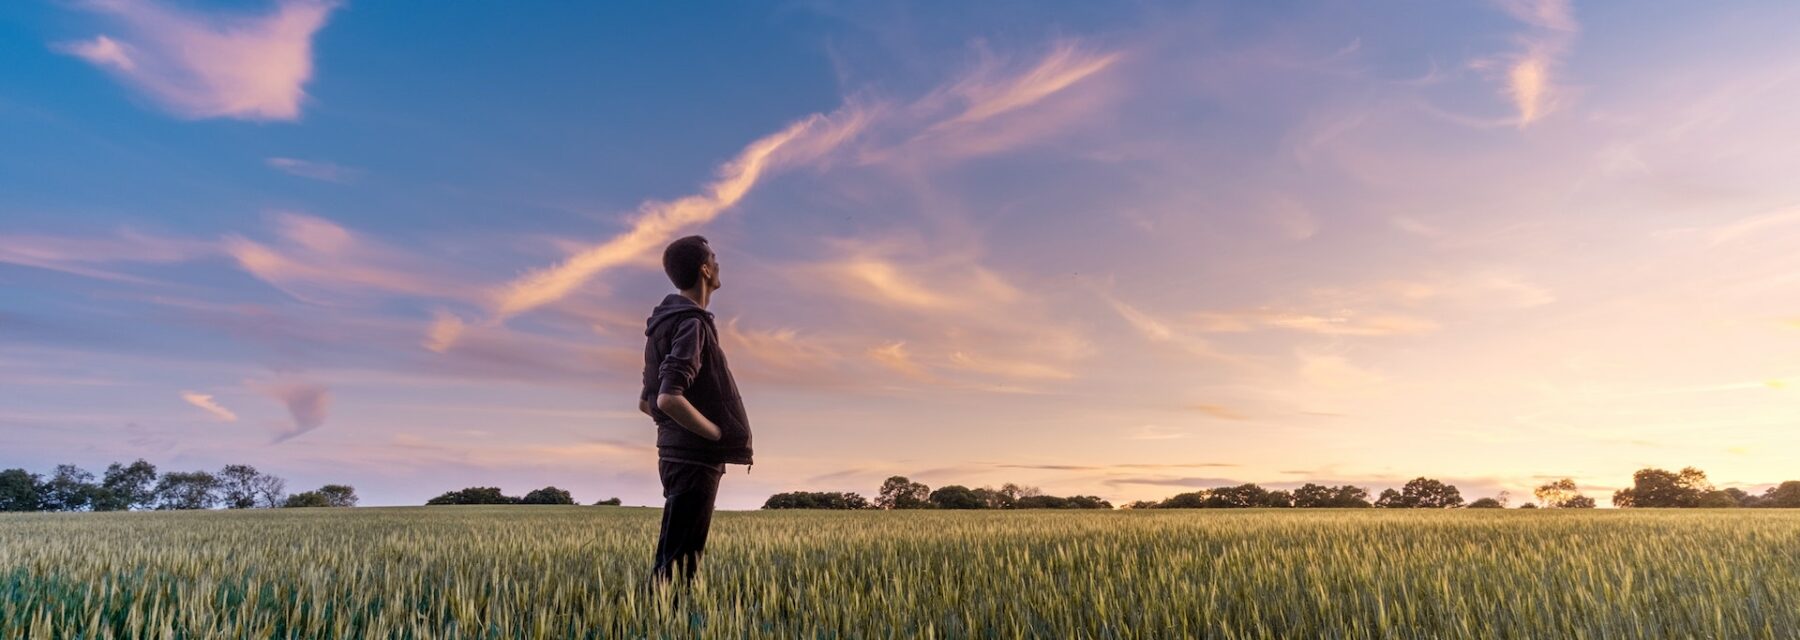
xmin=2 ymin=507 xmax=1797 ymax=639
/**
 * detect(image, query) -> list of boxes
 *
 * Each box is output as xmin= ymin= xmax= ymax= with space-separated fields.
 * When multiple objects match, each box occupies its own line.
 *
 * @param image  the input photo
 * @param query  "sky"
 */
xmin=3 ymin=0 xmax=1797 ymax=509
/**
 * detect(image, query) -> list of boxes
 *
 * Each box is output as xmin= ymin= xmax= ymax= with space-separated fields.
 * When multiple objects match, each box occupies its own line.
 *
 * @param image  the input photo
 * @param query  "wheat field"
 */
xmin=2 ymin=507 xmax=1796 ymax=638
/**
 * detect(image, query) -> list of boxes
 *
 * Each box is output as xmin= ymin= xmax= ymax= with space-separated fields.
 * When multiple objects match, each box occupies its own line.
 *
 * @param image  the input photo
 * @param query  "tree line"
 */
xmin=424 ymin=486 xmax=622 ymax=506
xmin=763 ymin=477 xmax=1113 ymax=510
xmin=0 ymin=459 xmax=357 ymax=512
xmin=1131 ymin=467 xmax=1798 ymax=510
xmin=763 ymin=467 xmax=1800 ymax=510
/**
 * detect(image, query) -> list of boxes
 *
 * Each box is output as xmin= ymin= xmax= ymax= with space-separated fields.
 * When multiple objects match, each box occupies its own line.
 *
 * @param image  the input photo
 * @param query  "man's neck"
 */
xmin=679 ymin=288 xmax=710 ymax=309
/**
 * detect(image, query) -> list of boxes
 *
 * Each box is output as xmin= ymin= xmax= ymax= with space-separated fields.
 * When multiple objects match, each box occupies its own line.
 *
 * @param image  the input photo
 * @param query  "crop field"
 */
xmin=2 ymin=507 xmax=1797 ymax=639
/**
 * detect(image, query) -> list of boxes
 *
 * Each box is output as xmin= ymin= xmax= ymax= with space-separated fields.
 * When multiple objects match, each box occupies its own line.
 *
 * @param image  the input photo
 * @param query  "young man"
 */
xmin=639 ymin=235 xmax=754 ymax=588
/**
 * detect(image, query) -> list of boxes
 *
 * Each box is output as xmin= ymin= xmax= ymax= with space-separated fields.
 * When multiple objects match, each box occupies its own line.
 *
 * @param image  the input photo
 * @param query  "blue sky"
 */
xmin=4 ymin=0 xmax=1799 ymax=508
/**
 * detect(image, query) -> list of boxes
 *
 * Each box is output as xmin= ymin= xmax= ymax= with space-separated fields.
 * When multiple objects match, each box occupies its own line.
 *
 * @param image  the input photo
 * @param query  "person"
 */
xmin=639 ymin=235 xmax=754 ymax=590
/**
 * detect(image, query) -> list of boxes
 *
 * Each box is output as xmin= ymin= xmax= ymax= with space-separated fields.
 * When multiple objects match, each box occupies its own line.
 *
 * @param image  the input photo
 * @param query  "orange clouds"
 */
xmin=930 ymin=42 xmax=1123 ymax=130
xmin=486 ymin=107 xmax=872 ymax=326
xmin=423 ymin=309 xmax=465 ymax=354
xmin=867 ymin=342 xmax=934 ymax=382
xmin=180 ymin=391 xmax=238 ymax=422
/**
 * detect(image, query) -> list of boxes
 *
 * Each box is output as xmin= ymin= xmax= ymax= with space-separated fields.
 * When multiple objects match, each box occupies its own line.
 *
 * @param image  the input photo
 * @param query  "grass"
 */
xmin=2 ymin=507 xmax=1796 ymax=638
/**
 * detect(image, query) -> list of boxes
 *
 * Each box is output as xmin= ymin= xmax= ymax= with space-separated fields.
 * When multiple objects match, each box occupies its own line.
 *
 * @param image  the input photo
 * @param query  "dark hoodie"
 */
xmin=641 ymin=293 xmax=754 ymax=466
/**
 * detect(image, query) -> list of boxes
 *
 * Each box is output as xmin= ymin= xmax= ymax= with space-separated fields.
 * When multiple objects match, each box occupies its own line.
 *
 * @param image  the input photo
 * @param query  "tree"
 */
xmin=251 ymin=473 xmax=288 ymax=508
xmin=875 ymin=476 xmax=931 ymax=510
xmin=96 ymin=459 xmax=158 ymax=511
xmin=1065 ymin=495 xmax=1113 ymax=509
xmin=1468 ymin=497 xmax=1504 ymax=509
xmin=217 ymin=464 xmax=266 ymax=509
xmin=1518 ymin=502 xmax=1538 ymax=509
xmin=1697 ymin=490 xmax=1739 ymax=508
xmin=1376 ymin=478 xmax=1463 ymax=508
xmin=929 ymin=485 xmax=986 ymax=509
xmin=283 ymin=491 xmax=330 ymax=508
xmin=1123 ymin=500 xmax=1160 ymax=510
xmin=318 ymin=484 xmax=358 ymax=507
xmin=283 ymin=484 xmax=357 ymax=508
xmin=1293 ymin=483 xmax=1334 ymax=508
xmin=1332 ymin=485 xmax=1373 ymax=507
xmin=971 ymin=486 xmax=1008 ymax=509
xmin=997 ymin=483 xmax=1040 ymax=508
xmin=1761 ymin=481 xmax=1800 ymax=508
xmin=1612 ymin=467 xmax=1712 ymax=508
xmin=1534 ymin=478 xmax=1576 ymax=508
xmin=1534 ymin=478 xmax=1594 ymax=508
xmin=426 ymin=487 xmax=516 ymax=505
xmin=594 ymin=497 xmax=623 ymax=506
xmin=762 ymin=491 xmax=871 ymax=509
xmin=1200 ymin=483 xmax=1291 ymax=508
xmin=521 ymin=486 xmax=575 ymax=505
xmin=42 ymin=464 xmax=99 ymax=512
xmin=1294 ymin=484 xmax=1375 ymax=508
xmin=0 ymin=469 xmax=44 ymax=512
xmin=1158 ymin=492 xmax=1208 ymax=508
xmin=154 ymin=471 xmax=220 ymax=510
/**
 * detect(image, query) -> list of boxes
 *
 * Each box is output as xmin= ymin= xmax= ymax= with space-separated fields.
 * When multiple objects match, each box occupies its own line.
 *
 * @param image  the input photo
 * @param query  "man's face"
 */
xmin=705 ymin=253 xmax=722 ymax=291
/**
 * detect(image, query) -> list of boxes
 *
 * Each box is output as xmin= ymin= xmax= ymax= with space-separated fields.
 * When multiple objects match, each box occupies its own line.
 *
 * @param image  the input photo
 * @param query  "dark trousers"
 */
xmin=651 ymin=459 xmax=723 ymax=585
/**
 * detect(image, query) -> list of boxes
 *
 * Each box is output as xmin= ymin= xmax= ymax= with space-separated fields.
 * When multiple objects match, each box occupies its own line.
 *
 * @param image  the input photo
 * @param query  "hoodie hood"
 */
xmin=645 ymin=293 xmax=713 ymax=336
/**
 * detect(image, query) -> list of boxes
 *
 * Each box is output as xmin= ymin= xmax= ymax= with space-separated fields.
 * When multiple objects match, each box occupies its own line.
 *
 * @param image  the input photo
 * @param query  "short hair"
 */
xmin=662 ymin=235 xmax=712 ymax=290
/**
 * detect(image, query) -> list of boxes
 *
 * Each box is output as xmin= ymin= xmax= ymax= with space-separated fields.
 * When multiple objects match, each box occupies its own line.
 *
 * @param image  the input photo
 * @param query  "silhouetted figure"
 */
xmin=640 ymin=235 xmax=754 ymax=590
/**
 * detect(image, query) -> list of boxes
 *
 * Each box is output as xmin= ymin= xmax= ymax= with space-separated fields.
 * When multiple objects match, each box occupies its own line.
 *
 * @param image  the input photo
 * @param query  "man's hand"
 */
xmin=655 ymin=393 xmax=723 ymax=441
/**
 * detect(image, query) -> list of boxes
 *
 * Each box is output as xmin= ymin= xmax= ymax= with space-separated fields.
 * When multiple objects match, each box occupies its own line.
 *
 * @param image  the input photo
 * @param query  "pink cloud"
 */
xmin=0 ymin=228 xmax=212 ymax=282
xmin=57 ymin=0 xmax=340 ymax=121
xmin=224 ymin=212 xmax=455 ymax=304
xmin=251 ymin=379 xmax=331 ymax=442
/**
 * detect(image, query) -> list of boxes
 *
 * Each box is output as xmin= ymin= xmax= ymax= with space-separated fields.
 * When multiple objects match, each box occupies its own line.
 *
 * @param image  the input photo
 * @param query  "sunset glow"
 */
xmin=4 ymin=0 xmax=1797 ymax=508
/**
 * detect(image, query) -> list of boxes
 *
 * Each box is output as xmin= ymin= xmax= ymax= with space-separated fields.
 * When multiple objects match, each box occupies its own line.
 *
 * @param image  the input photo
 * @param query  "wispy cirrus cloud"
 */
xmin=795 ymin=237 xmax=1023 ymax=314
xmin=179 ymin=391 xmax=238 ymax=422
xmin=867 ymin=341 xmax=935 ymax=382
xmin=1490 ymin=0 xmax=1577 ymax=127
xmin=266 ymin=157 xmax=361 ymax=183
xmin=56 ymin=0 xmax=341 ymax=121
xmin=483 ymin=106 xmax=874 ymax=328
xmin=946 ymin=351 xmax=1074 ymax=381
xmin=0 ymin=228 xmax=212 ymax=283
xmin=1706 ymin=206 xmax=1800 ymax=247
xmin=929 ymin=41 xmax=1122 ymax=129
xmin=1104 ymin=294 xmax=1229 ymax=359
xmin=716 ymin=318 xmax=846 ymax=387
xmin=842 ymin=41 xmax=1125 ymax=163
xmin=1191 ymin=308 xmax=1439 ymax=337
xmin=225 ymin=212 xmax=456 ymax=304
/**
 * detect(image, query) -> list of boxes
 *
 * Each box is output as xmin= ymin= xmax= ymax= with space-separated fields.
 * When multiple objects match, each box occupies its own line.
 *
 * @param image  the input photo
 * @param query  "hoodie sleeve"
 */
xmin=657 ymin=317 xmax=706 ymax=397
xmin=640 ymin=341 xmax=658 ymax=403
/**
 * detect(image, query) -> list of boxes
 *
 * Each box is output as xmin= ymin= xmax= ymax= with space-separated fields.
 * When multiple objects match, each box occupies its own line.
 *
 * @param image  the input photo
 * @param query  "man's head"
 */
xmin=662 ymin=235 xmax=720 ymax=293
